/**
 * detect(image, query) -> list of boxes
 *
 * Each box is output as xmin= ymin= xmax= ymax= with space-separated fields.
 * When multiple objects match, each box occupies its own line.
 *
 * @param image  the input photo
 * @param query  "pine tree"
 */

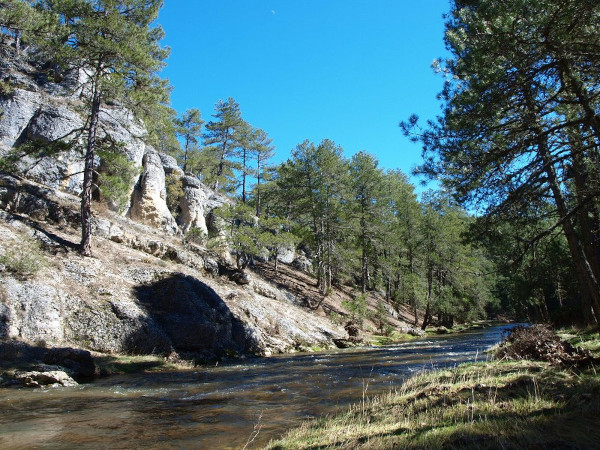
xmin=34 ymin=0 xmax=169 ymax=256
xmin=277 ymin=139 xmax=347 ymax=292
xmin=250 ymin=128 xmax=274 ymax=216
xmin=347 ymin=151 xmax=387 ymax=293
xmin=175 ymin=108 xmax=203 ymax=173
xmin=202 ymin=97 xmax=243 ymax=191
xmin=402 ymin=0 xmax=600 ymax=324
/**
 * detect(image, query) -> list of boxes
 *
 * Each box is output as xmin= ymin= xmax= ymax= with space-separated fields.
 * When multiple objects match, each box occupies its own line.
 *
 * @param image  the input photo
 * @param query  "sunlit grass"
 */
xmin=266 ymin=358 xmax=600 ymax=449
xmin=94 ymin=353 xmax=194 ymax=375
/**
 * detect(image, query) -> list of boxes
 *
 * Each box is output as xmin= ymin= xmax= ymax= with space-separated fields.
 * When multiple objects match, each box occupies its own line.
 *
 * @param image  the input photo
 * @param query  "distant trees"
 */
xmin=168 ymin=98 xmax=276 ymax=206
xmin=268 ymin=138 xmax=494 ymax=324
xmin=402 ymin=0 xmax=600 ymax=325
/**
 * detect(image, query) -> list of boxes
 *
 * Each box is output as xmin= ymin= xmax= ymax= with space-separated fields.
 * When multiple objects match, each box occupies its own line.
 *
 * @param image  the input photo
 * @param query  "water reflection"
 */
xmin=0 ymin=324 xmax=522 ymax=449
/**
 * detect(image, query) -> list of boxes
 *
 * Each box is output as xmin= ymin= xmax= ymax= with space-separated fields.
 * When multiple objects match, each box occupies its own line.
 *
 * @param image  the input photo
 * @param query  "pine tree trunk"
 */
xmin=538 ymin=137 xmax=600 ymax=324
xmin=256 ymin=161 xmax=261 ymax=216
xmin=422 ymin=265 xmax=433 ymax=330
xmin=242 ymin=149 xmax=247 ymax=203
xmin=80 ymin=88 xmax=101 ymax=256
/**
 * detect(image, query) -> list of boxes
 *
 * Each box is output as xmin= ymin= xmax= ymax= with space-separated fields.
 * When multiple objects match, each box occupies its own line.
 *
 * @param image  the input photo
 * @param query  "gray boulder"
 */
xmin=292 ymin=254 xmax=312 ymax=273
xmin=159 ymin=152 xmax=183 ymax=176
xmin=26 ymin=105 xmax=84 ymax=143
xmin=0 ymin=89 xmax=41 ymax=148
xmin=13 ymin=370 xmax=78 ymax=388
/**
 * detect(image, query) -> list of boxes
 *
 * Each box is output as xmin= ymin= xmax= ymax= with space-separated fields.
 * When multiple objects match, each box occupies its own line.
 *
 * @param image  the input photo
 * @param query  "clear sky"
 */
xmin=157 ymin=0 xmax=451 ymax=185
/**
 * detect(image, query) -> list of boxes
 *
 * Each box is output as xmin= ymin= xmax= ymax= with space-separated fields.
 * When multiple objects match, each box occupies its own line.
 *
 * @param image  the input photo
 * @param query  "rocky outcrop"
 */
xmin=179 ymin=175 xmax=228 ymax=234
xmin=128 ymin=151 xmax=178 ymax=233
xmin=0 ymin=57 xmax=233 ymax=239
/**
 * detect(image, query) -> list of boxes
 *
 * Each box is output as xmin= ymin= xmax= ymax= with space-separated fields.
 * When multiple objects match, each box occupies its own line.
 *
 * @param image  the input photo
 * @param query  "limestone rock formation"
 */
xmin=0 ymin=56 xmax=231 ymax=238
xmin=128 ymin=151 xmax=178 ymax=233
xmin=178 ymin=175 xmax=228 ymax=234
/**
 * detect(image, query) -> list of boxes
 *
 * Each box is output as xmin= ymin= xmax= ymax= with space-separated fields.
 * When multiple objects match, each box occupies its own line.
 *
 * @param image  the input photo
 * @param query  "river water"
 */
xmin=0 ymin=324 xmax=522 ymax=449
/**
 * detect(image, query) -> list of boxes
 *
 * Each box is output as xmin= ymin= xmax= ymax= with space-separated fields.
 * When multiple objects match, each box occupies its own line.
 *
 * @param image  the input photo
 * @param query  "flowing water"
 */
xmin=0 ymin=324 xmax=523 ymax=449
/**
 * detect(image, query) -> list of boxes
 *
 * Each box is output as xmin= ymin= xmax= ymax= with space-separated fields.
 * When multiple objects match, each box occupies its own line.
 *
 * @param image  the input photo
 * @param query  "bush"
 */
xmin=97 ymin=149 xmax=140 ymax=212
xmin=0 ymin=238 xmax=45 ymax=279
xmin=342 ymin=293 xmax=368 ymax=327
xmin=185 ymin=227 xmax=207 ymax=245
xmin=165 ymin=174 xmax=184 ymax=219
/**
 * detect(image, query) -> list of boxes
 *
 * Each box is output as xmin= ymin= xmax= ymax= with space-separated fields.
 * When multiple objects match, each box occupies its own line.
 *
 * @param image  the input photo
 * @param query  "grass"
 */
xmin=267 ymin=334 xmax=600 ymax=449
xmin=94 ymin=353 xmax=194 ymax=376
xmin=370 ymin=332 xmax=420 ymax=346
xmin=0 ymin=237 xmax=46 ymax=279
xmin=559 ymin=326 xmax=600 ymax=354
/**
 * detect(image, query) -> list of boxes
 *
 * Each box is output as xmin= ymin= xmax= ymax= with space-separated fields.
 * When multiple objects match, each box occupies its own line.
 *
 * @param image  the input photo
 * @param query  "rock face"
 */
xmin=179 ymin=175 xmax=228 ymax=234
xmin=128 ymin=151 xmax=178 ymax=233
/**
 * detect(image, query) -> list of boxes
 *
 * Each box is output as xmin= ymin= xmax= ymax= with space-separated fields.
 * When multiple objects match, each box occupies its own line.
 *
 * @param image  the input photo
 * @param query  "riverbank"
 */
xmin=267 ymin=328 xmax=600 ymax=449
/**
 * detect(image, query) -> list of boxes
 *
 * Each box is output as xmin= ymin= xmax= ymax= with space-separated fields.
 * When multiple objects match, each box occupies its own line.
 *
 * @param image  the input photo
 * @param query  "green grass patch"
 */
xmin=559 ymin=326 xmax=600 ymax=357
xmin=370 ymin=332 xmax=420 ymax=346
xmin=94 ymin=354 xmax=193 ymax=376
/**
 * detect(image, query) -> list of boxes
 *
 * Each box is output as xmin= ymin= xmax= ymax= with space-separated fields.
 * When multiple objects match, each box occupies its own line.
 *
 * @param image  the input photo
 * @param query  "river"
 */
xmin=0 ymin=323 xmax=522 ymax=449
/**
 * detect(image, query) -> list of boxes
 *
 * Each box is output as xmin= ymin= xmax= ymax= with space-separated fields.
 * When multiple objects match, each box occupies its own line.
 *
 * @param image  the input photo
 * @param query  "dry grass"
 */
xmin=266 ymin=357 xmax=600 ymax=449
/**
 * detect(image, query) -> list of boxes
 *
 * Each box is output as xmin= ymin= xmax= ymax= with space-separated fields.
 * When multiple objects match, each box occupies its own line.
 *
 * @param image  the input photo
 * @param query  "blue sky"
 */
xmin=158 ymin=0 xmax=451 ymax=186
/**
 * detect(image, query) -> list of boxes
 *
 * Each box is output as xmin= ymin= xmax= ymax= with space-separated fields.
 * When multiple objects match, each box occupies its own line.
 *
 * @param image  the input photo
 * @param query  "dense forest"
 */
xmin=1 ymin=0 xmax=599 ymax=329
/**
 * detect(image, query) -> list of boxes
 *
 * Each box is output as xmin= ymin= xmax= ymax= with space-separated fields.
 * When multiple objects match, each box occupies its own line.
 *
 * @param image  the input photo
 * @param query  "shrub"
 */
xmin=342 ymin=293 xmax=369 ymax=327
xmin=97 ymin=148 xmax=140 ymax=212
xmin=0 ymin=238 xmax=45 ymax=279
xmin=165 ymin=173 xmax=184 ymax=219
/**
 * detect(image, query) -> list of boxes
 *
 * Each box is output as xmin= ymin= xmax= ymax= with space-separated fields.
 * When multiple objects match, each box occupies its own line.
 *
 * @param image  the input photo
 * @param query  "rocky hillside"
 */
xmin=0 ymin=173 xmax=349 ymax=360
xmin=0 ymin=46 xmax=421 ymax=369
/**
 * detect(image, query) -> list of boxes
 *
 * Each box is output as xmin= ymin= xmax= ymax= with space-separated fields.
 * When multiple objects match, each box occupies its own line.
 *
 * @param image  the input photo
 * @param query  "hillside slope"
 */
xmin=0 ymin=173 xmax=353 ymax=360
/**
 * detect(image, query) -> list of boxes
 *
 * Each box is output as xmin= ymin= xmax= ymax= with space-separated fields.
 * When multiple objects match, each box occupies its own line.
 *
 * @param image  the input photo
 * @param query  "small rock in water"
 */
xmin=14 ymin=370 xmax=78 ymax=388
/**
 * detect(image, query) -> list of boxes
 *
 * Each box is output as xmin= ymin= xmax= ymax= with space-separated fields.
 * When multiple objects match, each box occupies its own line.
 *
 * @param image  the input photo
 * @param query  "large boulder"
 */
xmin=159 ymin=153 xmax=183 ymax=176
xmin=134 ymin=273 xmax=257 ymax=357
xmin=26 ymin=104 xmax=84 ymax=143
xmin=128 ymin=151 xmax=178 ymax=233
xmin=0 ymin=89 xmax=42 ymax=148
xmin=13 ymin=370 xmax=78 ymax=388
